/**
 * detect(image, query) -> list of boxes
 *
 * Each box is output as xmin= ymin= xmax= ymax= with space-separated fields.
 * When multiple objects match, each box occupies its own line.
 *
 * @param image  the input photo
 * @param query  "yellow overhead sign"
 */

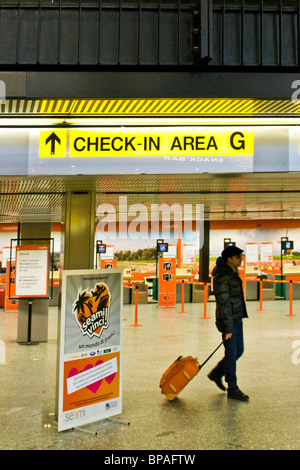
xmin=39 ymin=128 xmax=254 ymax=158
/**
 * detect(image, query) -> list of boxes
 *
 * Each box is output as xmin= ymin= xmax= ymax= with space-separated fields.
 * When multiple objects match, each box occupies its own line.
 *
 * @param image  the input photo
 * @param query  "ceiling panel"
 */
xmin=2 ymin=98 xmax=300 ymax=117
xmin=0 ymin=172 xmax=299 ymax=223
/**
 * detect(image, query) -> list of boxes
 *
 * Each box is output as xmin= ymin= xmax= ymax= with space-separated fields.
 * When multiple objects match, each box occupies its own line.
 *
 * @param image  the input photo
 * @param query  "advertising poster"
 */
xmin=15 ymin=245 xmax=49 ymax=298
xmin=260 ymin=242 xmax=273 ymax=263
xmin=162 ymin=243 xmax=177 ymax=259
xmin=57 ymin=269 xmax=123 ymax=432
xmin=245 ymin=242 xmax=259 ymax=263
xmin=182 ymin=244 xmax=196 ymax=264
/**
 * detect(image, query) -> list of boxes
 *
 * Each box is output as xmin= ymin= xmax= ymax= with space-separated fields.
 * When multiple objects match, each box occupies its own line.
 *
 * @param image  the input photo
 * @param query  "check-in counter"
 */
xmin=245 ymin=266 xmax=259 ymax=300
xmin=246 ymin=270 xmax=276 ymax=301
xmin=192 ymin=282 xmax=204 ymax=303
xmin=176 ymin=268 xmax=192 ymax=303
xmin=131 ymin=281 xmax=148 ymax=304
xmin=191 ymin=278 xmax=213 ymax=303
xmin=145 ymin=276 xmax=155 ymax=298
xmin=261 ymin=273 xmax=275 ymax=300
xmin=283 ymin=266 xmax=300 ymax=299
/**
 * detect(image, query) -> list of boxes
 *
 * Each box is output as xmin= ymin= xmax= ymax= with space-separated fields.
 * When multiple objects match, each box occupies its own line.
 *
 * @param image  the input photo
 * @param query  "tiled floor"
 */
xmin=0 ymin=299 xmax=300 ymax=450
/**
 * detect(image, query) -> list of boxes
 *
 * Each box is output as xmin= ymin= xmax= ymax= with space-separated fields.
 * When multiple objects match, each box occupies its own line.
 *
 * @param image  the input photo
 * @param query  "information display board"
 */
xmin=57 ymin=269 xmax=123 ymax=432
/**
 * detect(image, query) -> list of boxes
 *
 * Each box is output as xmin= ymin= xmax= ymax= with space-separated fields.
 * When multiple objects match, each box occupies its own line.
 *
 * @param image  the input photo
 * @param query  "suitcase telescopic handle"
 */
xmin=199 ymin=340 xmax=225 ymax=370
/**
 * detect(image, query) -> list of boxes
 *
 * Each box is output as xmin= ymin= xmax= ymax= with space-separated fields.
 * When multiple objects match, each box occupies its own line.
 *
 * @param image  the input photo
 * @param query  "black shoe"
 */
xmin=227 ymin=390 xmax=249 ymax=401
xmin=207 ymin=372 xmax=226 ymax=391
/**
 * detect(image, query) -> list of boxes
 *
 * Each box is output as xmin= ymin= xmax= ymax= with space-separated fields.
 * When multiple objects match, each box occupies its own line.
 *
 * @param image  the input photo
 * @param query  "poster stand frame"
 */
xmin=74 ymin=416 xmax=130 ymax=436
xmin=51 ymin=416 xmax=130 ymax=436
xmin=9 ymin=237 xmax=54 ymax=301
xmin=21 ymin=299 xmax=39 ymax=346
xmin=9 ymin=238 xmax=54 ymax=346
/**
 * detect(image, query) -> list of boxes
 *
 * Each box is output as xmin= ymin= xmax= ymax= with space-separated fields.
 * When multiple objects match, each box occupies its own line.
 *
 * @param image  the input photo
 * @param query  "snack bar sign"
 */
xmin=39 ymin=127 xmax=254 ymax=158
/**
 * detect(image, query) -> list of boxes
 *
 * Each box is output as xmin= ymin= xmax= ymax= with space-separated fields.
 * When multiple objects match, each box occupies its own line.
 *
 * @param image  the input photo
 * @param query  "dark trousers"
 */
xmin=210 ymin=320 xmax=244 ymax=393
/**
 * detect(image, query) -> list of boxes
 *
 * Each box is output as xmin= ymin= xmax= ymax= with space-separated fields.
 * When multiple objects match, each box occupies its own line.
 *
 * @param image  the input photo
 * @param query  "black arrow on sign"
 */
xmin=45 ymin=132 xmax=61 ymax=155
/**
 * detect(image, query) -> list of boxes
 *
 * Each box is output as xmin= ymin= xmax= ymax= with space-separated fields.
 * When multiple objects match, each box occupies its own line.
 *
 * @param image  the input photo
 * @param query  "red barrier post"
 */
xmin=130 ymin=285 xmax=142 ymax=326
xmin=200 ymin=282 xmax=211 ymax=319
xmin=256 ymin=278 xmax=266 ymax=311
xmin=286 ymin=280 xmax=296 ymax=317
xmin=178 ymin=279 xmax=188 ymax=313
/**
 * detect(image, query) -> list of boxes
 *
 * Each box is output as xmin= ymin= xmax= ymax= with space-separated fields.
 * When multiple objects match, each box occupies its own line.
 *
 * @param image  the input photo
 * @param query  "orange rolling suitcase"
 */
xmin=159 ymin=341 xmax=224 ymax=401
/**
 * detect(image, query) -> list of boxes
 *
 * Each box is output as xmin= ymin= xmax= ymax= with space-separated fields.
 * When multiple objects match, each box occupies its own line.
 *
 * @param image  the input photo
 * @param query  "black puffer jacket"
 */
xmin=212 ymin=257 xmax=248 ymax=334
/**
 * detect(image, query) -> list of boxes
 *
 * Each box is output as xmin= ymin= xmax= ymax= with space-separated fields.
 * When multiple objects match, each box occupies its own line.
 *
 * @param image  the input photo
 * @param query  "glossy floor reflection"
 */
xmin=0 ymin=300 xmax=300 ymax=450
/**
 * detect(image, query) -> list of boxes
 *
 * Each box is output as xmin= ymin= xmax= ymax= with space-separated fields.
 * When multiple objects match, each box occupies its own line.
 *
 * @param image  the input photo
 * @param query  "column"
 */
xmin=199 ymin=220 xmax=210 ymax=283
xmin=62 ymin=192 xmax=95 ymax=270
xmin=55 ymin=191 xmax=95 ymax=418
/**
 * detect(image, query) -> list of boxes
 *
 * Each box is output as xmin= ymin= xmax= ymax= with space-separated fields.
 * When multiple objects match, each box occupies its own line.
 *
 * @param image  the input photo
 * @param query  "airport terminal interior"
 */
xmin=1 ymin=0 xmax=300 ymax=452
xmin=0 ymin=172 xmax=300 ymax=450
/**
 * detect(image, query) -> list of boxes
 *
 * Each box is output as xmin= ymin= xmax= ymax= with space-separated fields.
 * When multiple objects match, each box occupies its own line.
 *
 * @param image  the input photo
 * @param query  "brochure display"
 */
xmin=57 ymin=269 xmax=123 ymax=432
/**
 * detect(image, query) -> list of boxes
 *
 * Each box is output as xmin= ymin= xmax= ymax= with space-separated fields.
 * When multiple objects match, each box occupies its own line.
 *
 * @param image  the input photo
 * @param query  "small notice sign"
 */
xmin=15 ymin=245 xmax=49 ymax=298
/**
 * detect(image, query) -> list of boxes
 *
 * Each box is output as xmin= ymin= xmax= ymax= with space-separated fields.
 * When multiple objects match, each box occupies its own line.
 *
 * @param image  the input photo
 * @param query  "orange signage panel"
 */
xmin=158 ymin=257 xmax=176 ymax=307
